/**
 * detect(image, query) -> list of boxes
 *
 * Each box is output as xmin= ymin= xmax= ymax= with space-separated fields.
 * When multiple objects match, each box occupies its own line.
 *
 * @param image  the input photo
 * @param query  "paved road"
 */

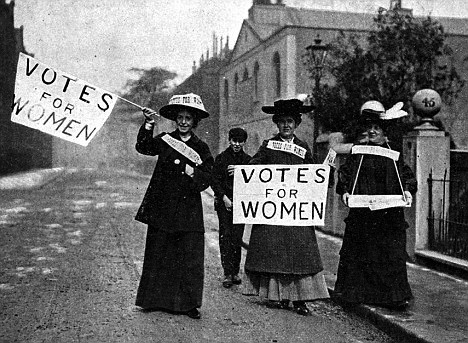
xmin=0 ymin=169 xmax=396 ymax=342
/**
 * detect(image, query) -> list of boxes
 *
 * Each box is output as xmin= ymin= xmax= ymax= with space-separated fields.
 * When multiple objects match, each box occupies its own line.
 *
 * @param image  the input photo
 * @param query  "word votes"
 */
xmin=24 ymin=56 xmax=114 ymax=113
xmin=240 ymin=166 xmax=327 ymax=184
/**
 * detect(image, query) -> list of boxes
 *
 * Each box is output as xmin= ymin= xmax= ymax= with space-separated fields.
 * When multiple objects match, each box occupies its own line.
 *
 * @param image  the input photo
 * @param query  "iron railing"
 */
xmin=428 ymin=170 xmax=468 ymax=260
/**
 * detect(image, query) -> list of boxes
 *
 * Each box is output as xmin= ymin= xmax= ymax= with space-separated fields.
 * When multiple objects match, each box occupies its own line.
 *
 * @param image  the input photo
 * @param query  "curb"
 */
xmin=0 ymin=167 xmax=66 ymax=190
xmin=330 ymin=293 xmax=430 ymax=343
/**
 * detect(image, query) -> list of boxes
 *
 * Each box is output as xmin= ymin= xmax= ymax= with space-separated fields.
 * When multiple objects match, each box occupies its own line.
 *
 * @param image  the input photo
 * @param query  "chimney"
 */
xmin=192 ymin=61 xmax=197 ymax=74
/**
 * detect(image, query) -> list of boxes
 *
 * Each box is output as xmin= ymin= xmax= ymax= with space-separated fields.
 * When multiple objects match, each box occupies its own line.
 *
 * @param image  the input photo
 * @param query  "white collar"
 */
xmin=280 ymin=136 xmax=294 ymax=143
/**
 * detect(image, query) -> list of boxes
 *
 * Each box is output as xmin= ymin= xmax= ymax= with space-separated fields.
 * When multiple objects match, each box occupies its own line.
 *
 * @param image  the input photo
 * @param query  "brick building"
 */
xmin=0 ymin=0 xmax=52 ymax=175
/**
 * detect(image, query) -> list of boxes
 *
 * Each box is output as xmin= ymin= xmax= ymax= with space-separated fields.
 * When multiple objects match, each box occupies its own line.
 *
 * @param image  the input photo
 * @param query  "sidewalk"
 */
xmin=315 ymin=230 xmax=468 ymax=343
xmin=0 ymin=167 xmax=65 ymax=190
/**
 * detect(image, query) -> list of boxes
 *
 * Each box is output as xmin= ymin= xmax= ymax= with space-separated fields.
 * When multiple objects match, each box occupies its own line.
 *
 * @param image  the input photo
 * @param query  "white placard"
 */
xmin=233 ymin=164 xmax=330 ymax=226
xmin=348 ymin=194 xmax=410 ymax=210
xmin=323 ymin=148 xmax=337 ymax=166
xmin=352 ymin=145 xmax=400 ymax=161
xmin=266 ymin=140 xmax=307 ymax=159
xmin=11 ymin=53 xmax=117 ymax=146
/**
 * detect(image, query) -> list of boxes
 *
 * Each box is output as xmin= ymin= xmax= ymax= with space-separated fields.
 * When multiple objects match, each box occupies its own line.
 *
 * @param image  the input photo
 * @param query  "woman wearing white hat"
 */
xmin=335 ymin=100 xmax=416 ymax=310
xmin=134 ymin=93 xmax=213 ymax=319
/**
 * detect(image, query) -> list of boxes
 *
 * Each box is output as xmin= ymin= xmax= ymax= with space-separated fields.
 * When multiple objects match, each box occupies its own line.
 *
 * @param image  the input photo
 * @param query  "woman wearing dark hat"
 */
xmin=134 ymin=93 xmax=213 ymax=319
xmin=242 ymin=98 xmax=330 ymax=316
xmin=334 ymin=100 xmax=417 ymax=310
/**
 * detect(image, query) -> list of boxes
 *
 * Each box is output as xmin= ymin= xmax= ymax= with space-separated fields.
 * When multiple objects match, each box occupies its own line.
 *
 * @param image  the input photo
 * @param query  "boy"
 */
xmin=212 ymin=128 xmax=251 ymax=288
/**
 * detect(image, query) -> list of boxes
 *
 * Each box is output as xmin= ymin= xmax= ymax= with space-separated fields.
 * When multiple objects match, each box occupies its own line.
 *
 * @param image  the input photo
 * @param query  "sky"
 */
xmin=13 ymin=0 xmax=252 ymax=93
xmin=13 ymin=0 xmax=468 ymax=95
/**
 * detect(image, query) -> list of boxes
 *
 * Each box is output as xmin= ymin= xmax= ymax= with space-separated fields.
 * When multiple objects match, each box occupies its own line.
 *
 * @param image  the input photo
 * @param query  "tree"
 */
xmin=121 ymin=67 xmax=178 ymax=111
xmin=310 ymin=8 xmax=465 ymax=142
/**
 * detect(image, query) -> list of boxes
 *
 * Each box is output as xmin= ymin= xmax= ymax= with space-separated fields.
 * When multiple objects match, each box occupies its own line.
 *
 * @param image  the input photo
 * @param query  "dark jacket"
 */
xmin=244 ymin=134 xmax=324 ymax=275
xmin=135 ymin=126 xmax=213 ymax=232
xmin=336 ymin=141 xmax=417 ymax=231
xmin=211 ymin=146 xmax=251 ymax=201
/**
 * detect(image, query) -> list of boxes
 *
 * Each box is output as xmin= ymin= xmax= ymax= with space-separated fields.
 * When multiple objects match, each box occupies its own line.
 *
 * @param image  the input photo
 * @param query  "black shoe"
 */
xmin=186 ymin=308 xmax=201 ymax=319
xmin=293 ymin=301 xmax=310 ymax=316
xmin=231 ymin=274 xmax=242 ymax=285
xmin=222 ymin=276 xmax=233 ymax=288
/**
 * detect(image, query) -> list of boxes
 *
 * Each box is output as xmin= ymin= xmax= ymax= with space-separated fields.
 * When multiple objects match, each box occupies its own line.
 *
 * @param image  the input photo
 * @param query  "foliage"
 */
xmin=121 ymin=67 xmax=177 ymax=111
xmin=305 ymin=9 xmax=465 ymax=142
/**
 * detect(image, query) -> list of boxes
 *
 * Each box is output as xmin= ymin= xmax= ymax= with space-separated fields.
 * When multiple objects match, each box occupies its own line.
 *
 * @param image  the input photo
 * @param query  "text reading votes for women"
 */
xmin=233 ymin=165 xmax=330 ymax=226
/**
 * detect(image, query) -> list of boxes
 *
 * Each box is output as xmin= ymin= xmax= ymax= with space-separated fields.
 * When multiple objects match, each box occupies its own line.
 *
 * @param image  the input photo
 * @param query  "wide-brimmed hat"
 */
xmin=359 ymin=100 xmax=408 ymax=125
xmin=262 ymin=98 xmax=314 ymax=124
xmin=159 ymin=93 xmax=210 ymax=121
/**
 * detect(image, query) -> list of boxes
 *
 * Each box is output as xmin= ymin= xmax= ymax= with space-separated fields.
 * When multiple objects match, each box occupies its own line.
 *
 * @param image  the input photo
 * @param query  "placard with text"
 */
xmin=233 ymin=164 xmax=330 ymax=226
xmin=11 ymin=53 xmax=117 ymax=146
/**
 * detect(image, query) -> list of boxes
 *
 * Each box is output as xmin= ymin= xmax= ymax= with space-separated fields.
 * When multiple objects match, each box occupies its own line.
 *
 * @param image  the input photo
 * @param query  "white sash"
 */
xmin=161 ymin=133 xmax=203 ymax=165
xmin=266 ymin=140 xmax=306 ymax=159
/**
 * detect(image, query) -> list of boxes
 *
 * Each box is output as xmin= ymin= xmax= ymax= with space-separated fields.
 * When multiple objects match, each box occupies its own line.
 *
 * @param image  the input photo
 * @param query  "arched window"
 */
xmin=273 ymin=52 xmax=281 ymax=98
xmin=253 ymin=62 xmax=260 ymax=100
xmin=224 ymin=79 xmax=229 ymax=110
xmin=234 ymin=73 xmax=239 ymax=92
xmin=243 ymin=67 xmax=249 ymax=81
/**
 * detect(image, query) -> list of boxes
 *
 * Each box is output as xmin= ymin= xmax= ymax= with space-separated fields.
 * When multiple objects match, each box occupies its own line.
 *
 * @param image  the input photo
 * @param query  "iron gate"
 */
xmin=428 ymin=170 xmax=468 ymax=260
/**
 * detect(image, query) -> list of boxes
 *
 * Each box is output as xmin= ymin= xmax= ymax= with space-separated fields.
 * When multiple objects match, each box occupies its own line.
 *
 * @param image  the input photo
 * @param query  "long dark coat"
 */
xmin=244 ymin=134 xmax=324 ymax=275
xmin=335 ymin=141 xmax=417 ymax=305
xmin=135 ymin=127 xmax=213 ymax=232
xmin=134 ymin=126 xmax=213 ymax=312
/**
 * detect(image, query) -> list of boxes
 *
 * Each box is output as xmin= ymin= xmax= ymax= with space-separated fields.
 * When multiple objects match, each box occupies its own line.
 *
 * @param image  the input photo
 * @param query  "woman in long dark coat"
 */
xmin=335 ymin=100 xmax=417 ymax=310
xmin=242 ymin=98 xmax=330 ymax=316
xmin=134 ymin=93 xmax=213 ymax=319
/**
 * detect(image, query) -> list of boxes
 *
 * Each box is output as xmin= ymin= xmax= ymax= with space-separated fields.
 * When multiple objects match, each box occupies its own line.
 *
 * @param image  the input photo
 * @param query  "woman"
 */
xmin=134 ymin=93 xmax=213 ymax=319
xmin=242 ymin=98 xmax=330 ymax=316
xmin=335 ymin=100 xmax=417 ymax=310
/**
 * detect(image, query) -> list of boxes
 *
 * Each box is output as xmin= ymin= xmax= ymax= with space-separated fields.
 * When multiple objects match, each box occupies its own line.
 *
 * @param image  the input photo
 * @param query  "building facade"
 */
xmin=0 ymin=0 xmax=52 ymax=175
xmin=219 ymin=1 xmax=468 ymax=156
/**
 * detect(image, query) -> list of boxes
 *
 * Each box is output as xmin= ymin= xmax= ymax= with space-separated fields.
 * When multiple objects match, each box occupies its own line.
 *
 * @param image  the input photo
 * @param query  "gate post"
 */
xmin=403 ymin=90 xmax=450 ymax=258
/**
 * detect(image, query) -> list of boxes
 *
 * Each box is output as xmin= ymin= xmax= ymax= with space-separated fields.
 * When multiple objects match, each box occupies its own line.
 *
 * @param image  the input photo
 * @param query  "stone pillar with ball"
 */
xmin=403 ymin=89 xmax=450 ymax=257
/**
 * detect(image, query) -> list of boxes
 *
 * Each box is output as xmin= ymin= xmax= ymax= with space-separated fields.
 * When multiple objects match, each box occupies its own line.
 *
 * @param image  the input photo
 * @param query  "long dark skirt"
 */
xmin=334 ymin=209 xmax=413 ymax=306
xmin=135 ymin=226 xmax=204 ymax=312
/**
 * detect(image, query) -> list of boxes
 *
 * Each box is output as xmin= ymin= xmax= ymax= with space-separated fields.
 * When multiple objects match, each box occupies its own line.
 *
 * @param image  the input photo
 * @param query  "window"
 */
xmin=243 ymin=67 xmax=249 ymax=81
xmin=224 ymin=79 xmax=229 ymax=110
xmin=273 ymin=52 xmax=281 ymax=98
xmin=254 ymin=62 xmax=260 ymax=100
xmin=234 ymin=73 xmax=239 ymax=92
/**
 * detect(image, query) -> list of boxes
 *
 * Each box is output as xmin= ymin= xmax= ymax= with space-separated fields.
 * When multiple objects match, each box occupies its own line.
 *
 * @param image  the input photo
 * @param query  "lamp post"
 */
xmin=305 ymin=35 xmax=329 ymax=160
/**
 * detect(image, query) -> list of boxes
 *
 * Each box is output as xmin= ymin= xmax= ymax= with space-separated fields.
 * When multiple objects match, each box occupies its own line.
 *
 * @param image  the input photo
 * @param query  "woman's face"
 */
xmin=365 ymin=123 xmax=386 ymax=144
xmin=276 ymin=115 xmax=297 ymax=140
xmin=176 ymin=111 xmax=195 ymax=134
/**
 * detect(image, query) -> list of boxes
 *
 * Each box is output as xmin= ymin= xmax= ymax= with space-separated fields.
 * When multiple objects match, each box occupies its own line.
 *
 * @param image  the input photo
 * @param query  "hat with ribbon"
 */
xmin=360 ymin=100 xmax=408 ymax=124
xmin=262 ymin=98 xmax=314 ymax=124
xmin=159 ymin=93 xmax=210 ymax=121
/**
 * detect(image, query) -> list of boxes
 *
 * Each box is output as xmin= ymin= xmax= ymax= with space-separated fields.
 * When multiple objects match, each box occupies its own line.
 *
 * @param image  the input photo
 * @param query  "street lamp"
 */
xmin=305 ymin=35 xmax=329 ymax=159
